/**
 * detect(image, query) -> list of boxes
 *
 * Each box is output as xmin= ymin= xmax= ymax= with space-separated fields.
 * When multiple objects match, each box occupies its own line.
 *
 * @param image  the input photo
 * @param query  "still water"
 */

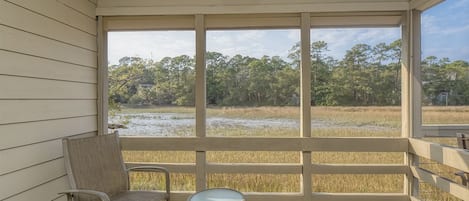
xmin=109 ymin=113 xmax=394 ymax=136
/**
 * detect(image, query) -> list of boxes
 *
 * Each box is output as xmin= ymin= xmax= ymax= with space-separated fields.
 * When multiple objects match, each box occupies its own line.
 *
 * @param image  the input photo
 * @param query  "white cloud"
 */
xmin=311 ymin=28 xmax=400 ymax=59
xmin=422 ymin=14 xmax=469 ymax=36
xmin=441 ymin=25 xmax=469 ymax=35
xmin=421 ymin=0 xmax=469 ymax=61
xmin=448 ymin=0 xmax=469 ymax=9
xmin=287 ymin=30 xmax=300 ymax=41
xmin=108 ymin=31 xmax=195 ymax=65
xmin=421 ymin=14 xmax=440 ymax=34
xmin=422 ymin=44 xmax=469 ymax=61
xmin=108 ymin=28 xmax=401 ymax=64
xmin=207 ymin=30 xmax=270 ymax=57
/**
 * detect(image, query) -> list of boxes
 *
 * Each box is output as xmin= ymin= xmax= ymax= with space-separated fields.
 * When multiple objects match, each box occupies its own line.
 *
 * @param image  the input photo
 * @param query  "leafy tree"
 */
xmin=108 ymin=41 xmax=469 ymax=108
xmin=109 ymin=57 xmax=147 ymax=105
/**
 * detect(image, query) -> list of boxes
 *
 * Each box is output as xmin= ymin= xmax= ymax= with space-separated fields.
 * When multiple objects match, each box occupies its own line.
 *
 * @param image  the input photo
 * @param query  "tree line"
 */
xmin=109 ymin=39 xmax=469 ymax=107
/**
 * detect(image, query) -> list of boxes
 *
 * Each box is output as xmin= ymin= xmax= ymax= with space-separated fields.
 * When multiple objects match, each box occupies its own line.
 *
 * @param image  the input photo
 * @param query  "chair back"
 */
xmin=63 ymin=134 xmax=128 ymax=200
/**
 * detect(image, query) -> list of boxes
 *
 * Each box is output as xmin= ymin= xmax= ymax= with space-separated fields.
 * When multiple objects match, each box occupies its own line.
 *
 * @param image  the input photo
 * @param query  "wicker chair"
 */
xmin=60 ymin=133 xmax=170 ymax=201
xmin=455 ymin=133 xmax=469 ymax=187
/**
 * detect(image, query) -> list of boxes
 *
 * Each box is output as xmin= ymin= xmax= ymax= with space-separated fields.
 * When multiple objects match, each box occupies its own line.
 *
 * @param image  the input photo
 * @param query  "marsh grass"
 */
xmin=207 ymin=106 xmax=300 ymax=119
xmin=207 ymin=151 xmax=299 ymax=163
xmin=313 ymin=174 xmax=403 ymax=193
xmin=312 ymin=152 xmax=403 ymax=164
xmin=312 ymin=106 xmax=402 ymax=128
xmin=207 ymin=127 xmax=299 ymax=137
xmin=208 ymin=174 xmax=300 ymax=192
xmin=423 ymin=106 xmax=469 ymax=124
xmin=119 ymin=106 xmax=468 ymax=200
xmin=122 ymin=151 xmax=195 ymax=163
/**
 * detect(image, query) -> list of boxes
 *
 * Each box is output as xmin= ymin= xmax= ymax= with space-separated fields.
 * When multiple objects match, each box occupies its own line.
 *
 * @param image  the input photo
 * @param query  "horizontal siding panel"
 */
xmin=0 ymin=51 xmax=97 ymax=83
xmin=1 ymin=0 xmax=97 ymax=200
xmin=58 ymin=0 xmax=96 ymax=19
xmin=0 ymin=100 xmax=96 ymax=125
xmin=0 ymin=140 xmax=62 ymax=175
xmin=0 ymin=158 xmax=66 ymax=200
xmin=0 ymin=75 xmax=97 ymax=99
xmin=0 ymin=1 xmax=97 ymax=51
xmin=4 ymin=176 xmax=69 ymax=201
xmin=0 ymin=25 xmax=97 ymax=67
xmin=0 ymin=116 xmax=97 ymax=150
xmin=6 ymin=0 xmax=96 ymax=35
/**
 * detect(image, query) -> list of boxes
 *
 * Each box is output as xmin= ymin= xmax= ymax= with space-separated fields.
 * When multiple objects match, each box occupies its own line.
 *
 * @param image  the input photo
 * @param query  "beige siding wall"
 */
xmin=0 ymin=0 xmax=97 ymax=200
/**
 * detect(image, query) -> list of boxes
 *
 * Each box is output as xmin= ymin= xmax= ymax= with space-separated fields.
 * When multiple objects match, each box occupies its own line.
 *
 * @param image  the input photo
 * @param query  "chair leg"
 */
xmin=456 ymin=172 xmax=468 ymax=187
xmin=66 ymin=194 xmax=73 ymax=201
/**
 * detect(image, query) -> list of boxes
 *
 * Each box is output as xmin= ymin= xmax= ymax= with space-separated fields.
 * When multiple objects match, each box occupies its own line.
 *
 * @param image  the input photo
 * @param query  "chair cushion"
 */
xmin=111 ymin=191 xmax=167 ymax=201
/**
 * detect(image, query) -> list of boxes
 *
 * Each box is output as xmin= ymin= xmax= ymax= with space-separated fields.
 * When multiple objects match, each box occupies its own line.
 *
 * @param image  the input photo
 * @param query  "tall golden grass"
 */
xmin=120 ymin=106 xmax=468 ymax=200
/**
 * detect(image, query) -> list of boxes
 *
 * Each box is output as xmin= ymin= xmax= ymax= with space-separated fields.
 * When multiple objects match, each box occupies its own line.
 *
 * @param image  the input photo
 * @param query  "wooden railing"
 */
xmin=409 ymin=138 xmax=469 ymax=201
xmin=121 ymin=137 xmax=410 ymax=201
xmin=120 ymin=136 xmax=469 ymax=201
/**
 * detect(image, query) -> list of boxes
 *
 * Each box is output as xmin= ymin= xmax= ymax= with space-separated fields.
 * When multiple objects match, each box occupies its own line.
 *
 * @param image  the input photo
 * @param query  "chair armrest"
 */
xmin=58 ymin=189 xmax=110 ymax=201
xmin=127 ymin=166 xmax=171 ymax=200
xmin=455 ymin=171 xmax=468 ymax=186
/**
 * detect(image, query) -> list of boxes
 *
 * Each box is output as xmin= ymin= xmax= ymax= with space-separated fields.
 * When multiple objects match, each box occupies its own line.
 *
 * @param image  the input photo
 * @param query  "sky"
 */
xmin=108 ymin=0 xmax=469 ymax=65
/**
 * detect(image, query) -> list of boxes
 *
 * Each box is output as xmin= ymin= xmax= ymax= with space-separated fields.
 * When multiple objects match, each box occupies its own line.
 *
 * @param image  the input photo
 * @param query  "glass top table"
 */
xmin=187 ymin=188 xmax=245 ymax=201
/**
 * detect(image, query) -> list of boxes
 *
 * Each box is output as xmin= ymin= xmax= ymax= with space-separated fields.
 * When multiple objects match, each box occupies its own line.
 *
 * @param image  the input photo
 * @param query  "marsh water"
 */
xmin=109 ymin=112 xmax=395 ymax=136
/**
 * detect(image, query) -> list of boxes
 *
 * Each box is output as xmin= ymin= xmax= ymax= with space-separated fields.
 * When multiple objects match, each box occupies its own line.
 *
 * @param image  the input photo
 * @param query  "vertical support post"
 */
xmin=195 ymin=14 xmax=207 ymax=191
xmin=300 ymin=12 xmax=312 ymax=201
xmin=401 ymin=10 xmax=412 ymax=197
xmin=97 ymin=16 xmax=108 ymax=136
xmin=410 ymin=9 xmax=422 ymax=198
xmin=410 ymin=10 xmax=423 ymax=139
xmin=401 ymin=11 xmax=410 ymax=142
xmin=401 ymin=9 xmax=422 ymax=198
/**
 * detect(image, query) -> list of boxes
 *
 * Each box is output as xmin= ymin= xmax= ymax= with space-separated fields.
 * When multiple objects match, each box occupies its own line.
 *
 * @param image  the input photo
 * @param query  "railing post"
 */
xmin=300 ymin=12 xmax=312 ymax=201
xmin=195 ymin=14 xmax=207 ymax=191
